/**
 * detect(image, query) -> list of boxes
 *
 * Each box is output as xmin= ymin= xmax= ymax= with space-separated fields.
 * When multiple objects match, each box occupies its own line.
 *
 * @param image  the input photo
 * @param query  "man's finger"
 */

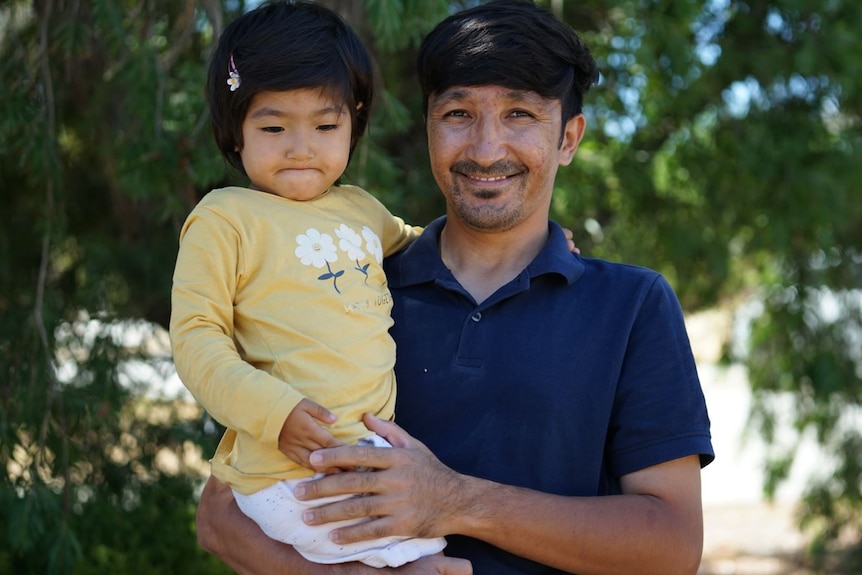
xmin=302 ymin=490 xmax=385 ymax=529
xmin=329 ymin=513 xmax=397 ymax=545
xmin=362 ymin=413 xmax=413 ymax=448
xmin=295 ymin=464 xmax=381 ymax=500
xmin=307 ymin=442 xmax=394 ymax=473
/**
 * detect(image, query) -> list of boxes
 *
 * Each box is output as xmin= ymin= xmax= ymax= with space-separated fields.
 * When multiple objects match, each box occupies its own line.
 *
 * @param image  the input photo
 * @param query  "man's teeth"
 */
xmin=473 ymin=175 xmax=507 ymax=182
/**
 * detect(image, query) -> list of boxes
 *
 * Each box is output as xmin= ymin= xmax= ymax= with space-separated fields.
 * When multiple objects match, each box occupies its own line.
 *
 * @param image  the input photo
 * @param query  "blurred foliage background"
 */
xmin=1 ymin=0 xmax=860 ymax=573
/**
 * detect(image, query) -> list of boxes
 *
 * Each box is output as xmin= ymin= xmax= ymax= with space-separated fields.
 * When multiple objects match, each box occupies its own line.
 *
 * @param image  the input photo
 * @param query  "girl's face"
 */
xmin=239 ymin=88 xmax=352 ymax=201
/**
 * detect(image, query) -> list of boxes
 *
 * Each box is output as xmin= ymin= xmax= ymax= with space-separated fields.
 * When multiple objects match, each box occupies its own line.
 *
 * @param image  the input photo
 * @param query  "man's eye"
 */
xmin=262 ymin=126 xmax=283 ymax=133
xmin=510 ymin=110 xmax=534 ymax=118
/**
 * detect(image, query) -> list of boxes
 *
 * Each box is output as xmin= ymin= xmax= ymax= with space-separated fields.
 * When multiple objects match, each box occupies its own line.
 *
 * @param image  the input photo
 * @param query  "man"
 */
xmin=195 ymin=2 xmax=713 ymax=574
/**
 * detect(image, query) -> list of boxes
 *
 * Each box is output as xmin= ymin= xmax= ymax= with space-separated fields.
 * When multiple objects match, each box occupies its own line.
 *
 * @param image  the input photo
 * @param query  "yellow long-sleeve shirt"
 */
xmin=170 ymin=186 xmax=420 ymax=494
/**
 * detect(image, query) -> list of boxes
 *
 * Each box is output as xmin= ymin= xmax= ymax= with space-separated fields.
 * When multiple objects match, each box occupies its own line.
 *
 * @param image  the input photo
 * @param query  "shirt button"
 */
xmin=471 ymin=312 xmax=482 ymax=322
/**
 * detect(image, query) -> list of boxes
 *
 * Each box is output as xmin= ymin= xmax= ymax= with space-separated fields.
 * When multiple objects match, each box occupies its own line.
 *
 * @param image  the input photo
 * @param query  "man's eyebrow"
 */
xmin=431 ymin=89 xmax=470 ymax=106
xmin=499 ymin=89 xmax=547 ymax=105
xmin=431 ymin=88 xmax=545 ymax=107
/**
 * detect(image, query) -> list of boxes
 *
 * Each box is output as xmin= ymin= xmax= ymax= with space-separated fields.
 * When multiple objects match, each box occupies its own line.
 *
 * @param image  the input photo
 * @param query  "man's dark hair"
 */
xmin=417 ymin=0 xmax=598 ymax=123
xmin=206 ymin=0 xmax=374 ymax=176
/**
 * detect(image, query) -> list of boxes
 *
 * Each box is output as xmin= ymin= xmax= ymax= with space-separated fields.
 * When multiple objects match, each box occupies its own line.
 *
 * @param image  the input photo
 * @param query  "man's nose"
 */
xmin=467 ymin=115 xmax=506 ymax=165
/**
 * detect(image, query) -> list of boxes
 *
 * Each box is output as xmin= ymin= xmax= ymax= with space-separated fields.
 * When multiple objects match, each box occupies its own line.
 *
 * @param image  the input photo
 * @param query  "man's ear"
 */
xmin=558 ymin=114 xmax=586 ymax=167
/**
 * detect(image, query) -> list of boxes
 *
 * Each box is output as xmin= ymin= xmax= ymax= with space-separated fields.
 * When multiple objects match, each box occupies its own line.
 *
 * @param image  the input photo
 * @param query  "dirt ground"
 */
xmin=699 ymin=502 xmax=814 ymax=575
xmin=689 ymin=309 xmax=835 ymax=575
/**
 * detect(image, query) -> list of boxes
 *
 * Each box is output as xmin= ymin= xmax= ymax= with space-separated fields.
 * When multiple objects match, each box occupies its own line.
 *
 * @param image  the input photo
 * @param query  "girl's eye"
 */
xmin=262 ymin=126 xmax=283 ymax=133
xmin=318 ymin=124 xmax=338 ymax=132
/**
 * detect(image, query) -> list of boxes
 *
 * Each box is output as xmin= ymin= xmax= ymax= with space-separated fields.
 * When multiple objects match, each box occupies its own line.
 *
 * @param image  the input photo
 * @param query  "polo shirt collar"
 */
xmin=387 ymin=216 xmax=585 ymax=290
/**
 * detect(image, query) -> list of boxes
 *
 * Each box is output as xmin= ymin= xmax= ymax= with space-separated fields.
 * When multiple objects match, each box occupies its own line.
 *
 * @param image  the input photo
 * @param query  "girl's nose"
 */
xmin=285 ymin=131 xmax=314 ymax=160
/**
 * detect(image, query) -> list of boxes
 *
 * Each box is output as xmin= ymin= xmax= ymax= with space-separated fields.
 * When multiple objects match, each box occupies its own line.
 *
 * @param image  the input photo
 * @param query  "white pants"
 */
xmin=233 ymin=435 xmax=447 ymax=567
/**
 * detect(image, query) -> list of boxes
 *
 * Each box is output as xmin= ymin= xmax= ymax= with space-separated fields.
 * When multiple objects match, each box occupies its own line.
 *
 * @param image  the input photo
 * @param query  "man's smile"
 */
xmin=451 ymin=160 xmax=526 ymax=186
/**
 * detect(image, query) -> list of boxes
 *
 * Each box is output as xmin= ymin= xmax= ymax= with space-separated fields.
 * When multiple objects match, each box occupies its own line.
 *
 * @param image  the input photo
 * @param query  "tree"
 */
xmin=0 ymin=0 xmax=447 ymax=572
xmin=554 ymin=1 xmax=862 ymax=569
xmin=1 ymin=0 xmax=860 ymax=572
xmin=1 ymin=1 xmax=248 ymax=572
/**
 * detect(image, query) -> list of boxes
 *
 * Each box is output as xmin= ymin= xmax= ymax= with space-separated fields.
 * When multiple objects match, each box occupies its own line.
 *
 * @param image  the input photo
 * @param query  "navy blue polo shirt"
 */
xmin=384 ymin=216 xmax=714 ymax=575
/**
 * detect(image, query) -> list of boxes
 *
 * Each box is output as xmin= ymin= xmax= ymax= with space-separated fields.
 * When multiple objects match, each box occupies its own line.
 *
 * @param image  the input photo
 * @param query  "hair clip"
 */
xmin=227 ymin=54 xmax=241 ymax=91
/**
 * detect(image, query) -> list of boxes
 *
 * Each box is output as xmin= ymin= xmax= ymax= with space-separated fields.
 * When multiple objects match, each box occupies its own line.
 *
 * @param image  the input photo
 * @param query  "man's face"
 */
xmin=426 ymin=85 xmax=585 ymax=232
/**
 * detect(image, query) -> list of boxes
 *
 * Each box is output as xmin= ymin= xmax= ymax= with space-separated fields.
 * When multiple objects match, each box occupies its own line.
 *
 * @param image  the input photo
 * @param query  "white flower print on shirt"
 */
xmin=296 ymin=225 xmax=385 ymax=293
xmin=336 ymin=224 xmax=371 ymax=282
xmin=362 ymin=226 xmax=383 ymax=264
xmin=295 ymin=228 xmax=344 ymax=293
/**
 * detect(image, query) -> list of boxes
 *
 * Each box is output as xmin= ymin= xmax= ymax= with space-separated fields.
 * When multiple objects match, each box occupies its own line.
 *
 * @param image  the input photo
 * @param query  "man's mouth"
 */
xmin=471 ymin=174 xmax=509 ymax=182
xmin=452 ymin=160 xmax=524 ymax=183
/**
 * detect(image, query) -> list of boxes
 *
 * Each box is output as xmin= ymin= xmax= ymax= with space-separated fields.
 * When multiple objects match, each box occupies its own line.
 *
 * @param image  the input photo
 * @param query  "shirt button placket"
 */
xmin=455 ymin=309 xmax=485 ymax=368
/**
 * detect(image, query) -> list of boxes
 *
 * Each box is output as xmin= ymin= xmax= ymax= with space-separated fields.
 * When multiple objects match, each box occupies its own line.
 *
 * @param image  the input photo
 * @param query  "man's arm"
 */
xmin=297 ymin=415 xmax=704 ymax=575
xmin=456 ymin=455 xmax=703 ymax=575
xmin=195 ymin=474 xmax=472 ymax=575
xmin=196 ymin=474 xmax=330 ymax=575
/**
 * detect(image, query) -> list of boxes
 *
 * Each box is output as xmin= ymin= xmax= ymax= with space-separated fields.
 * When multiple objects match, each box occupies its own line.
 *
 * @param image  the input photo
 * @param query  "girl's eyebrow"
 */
xmin=248 ymin=105 xmax=347 ymax=120
xmin=249 ymin=106 xmax=285 ymax=119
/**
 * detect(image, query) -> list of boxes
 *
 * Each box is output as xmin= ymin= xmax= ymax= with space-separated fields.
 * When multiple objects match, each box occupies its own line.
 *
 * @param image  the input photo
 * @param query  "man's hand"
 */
xmin=279 ymin=398 xmax=344 ymax=470
xmin=295 ymin=414 xmax=466 ymax=544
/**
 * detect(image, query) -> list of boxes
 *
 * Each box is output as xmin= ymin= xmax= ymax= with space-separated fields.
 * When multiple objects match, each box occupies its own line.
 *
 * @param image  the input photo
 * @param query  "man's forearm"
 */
xmin=449 ymin=456 xmax=704 ymax=575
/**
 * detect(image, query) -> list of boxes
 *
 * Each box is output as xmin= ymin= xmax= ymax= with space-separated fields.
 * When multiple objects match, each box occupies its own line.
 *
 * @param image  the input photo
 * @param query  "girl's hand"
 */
xmin=562 ymin=227 xmax=580 ymax=254
xmin=278 ymin=399 xmax=344 ymax=470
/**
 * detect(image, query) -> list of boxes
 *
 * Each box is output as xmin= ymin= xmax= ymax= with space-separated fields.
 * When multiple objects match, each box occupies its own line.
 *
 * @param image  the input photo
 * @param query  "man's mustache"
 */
xmin=450 ymin=160 xmax=525 ymax=178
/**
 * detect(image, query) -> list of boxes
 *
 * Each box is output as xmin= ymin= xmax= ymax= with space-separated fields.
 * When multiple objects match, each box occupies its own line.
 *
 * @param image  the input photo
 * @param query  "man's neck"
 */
xmin=439 ymin=217 xmax=549 ymax=304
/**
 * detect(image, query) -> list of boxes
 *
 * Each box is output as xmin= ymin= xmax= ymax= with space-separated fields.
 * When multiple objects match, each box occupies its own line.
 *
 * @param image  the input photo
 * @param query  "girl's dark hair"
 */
xmin=206 ymin=0 xmax=374 ymax=176
xmin=417 ymin=0 xmax=598 ymax=125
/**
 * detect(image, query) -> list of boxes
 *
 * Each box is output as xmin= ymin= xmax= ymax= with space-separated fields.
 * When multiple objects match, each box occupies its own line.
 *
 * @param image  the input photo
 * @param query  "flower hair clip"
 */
xmin=227 ymin=54 xmax=241 ymax=91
